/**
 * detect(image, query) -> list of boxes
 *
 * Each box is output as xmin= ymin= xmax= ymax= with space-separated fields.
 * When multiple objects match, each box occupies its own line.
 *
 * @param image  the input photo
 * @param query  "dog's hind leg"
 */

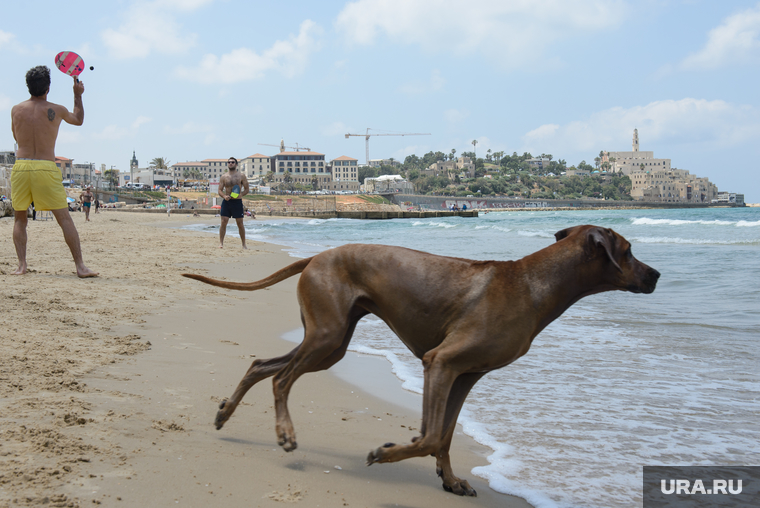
xmin=215 ymin=345 xmax=300 ymax=430
xmin=434 ymin=372 xmax=484 ymax=496
xmin=272 ymin=311 xmax=363 ymax=452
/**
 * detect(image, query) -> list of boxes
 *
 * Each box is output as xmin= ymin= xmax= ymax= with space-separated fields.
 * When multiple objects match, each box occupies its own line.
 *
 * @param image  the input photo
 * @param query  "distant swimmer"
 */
xmin=10 ymin=65 xmax=98 ymax=277
xmin=218 ymin=157 xmax=249 ymax=249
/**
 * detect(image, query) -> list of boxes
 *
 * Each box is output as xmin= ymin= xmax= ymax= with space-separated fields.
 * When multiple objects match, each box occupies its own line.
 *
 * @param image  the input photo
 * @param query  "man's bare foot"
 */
xmin=242 ymin=244 xmax=248 ymax=250
xmin=12 ymin=264 xmax=27 ymax=275
xmin=219 ymin=243 xmax=224 ymax=249
xmin=76 ymin=266 xmax=99 ymax=278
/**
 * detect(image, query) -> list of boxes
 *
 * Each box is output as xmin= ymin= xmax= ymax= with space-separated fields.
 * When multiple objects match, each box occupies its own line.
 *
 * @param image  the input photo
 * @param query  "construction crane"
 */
xmin=258 ymin=140 xmax=311 ymax=153
xmin=345 ymin=129 xmax=430 ymax=165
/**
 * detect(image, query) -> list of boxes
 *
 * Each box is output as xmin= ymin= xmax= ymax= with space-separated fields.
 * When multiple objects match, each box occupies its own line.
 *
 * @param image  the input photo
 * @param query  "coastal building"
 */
xmin=171 ymin=161 xmax=209 ymax=181
xmin=271 ymin=151 xmax=331 ymax=187
xmin=423 ymin=156 xmax=475 ymax=179
xmin=55 ymin=157 xmax=74 ymax=182
xmin=607 ymin=129 xmax=671 ymax=176
xmin=239 ymin=153 xmax=271 ymax=183
xmin=368 ymin=158 xmax=401 ymax=168
xmin=0 ymin=151 xmax=16 ymax=165
xmin=202 ymin=159 xmax=230 ymax=180
xmin=629 ymin=168 xmax=717 ymax=203
xmin=330 ymin=156 xmax=359 ymax=182
xmin=363 ymin=175 xmax=413 ymax=193
xmin=714 ymin=192 xmax=745 ymax=205
xmin=527 ymin=158 xmax=552 ymax=172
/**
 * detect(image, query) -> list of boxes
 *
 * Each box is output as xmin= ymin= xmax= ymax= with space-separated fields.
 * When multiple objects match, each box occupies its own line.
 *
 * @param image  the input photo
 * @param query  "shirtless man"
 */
xmin=79 ymin=186 xmax=94 ymax=221
xmin=10 ymin=66 xmax=98 ymax=277
xmin=218 ymin=157 xmax=249 ymax=249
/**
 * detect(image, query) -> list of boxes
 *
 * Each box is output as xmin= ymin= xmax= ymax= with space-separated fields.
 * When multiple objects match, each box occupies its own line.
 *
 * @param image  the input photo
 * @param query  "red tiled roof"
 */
xmin=245 ymin=153 xmax=270 ymax=159
xmin=55 ymin=156 xmax=72 ymax=162
xmin=172 ymin=161 xmax=208 ymax=166
xmin=332 ymin=155 xmax=357 ymax=161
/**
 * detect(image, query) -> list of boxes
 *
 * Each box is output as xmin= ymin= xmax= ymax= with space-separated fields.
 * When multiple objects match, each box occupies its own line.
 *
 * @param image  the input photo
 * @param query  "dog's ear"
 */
xmin=587 ymin=227 xmax=623 ymax=273
xmin=554 ymin=226 xmax=578 ymax=242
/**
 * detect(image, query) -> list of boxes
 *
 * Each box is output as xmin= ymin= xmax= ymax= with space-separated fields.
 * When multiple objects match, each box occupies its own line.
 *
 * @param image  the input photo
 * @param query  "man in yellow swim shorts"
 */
xmin=10 ymin=65 xmax=98 ymax=277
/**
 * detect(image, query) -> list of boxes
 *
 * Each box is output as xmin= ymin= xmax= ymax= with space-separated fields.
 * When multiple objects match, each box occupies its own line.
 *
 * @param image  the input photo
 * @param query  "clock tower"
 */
xmin=130 ymin=151 xmax=138 ymax=184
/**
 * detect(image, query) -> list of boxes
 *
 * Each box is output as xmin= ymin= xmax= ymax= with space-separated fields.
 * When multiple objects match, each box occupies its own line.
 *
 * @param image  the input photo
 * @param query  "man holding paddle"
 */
xmin=9 ymin=65 xmax=98 ymax=277
xmin=218 ymin=157 xmax=249 ymax=249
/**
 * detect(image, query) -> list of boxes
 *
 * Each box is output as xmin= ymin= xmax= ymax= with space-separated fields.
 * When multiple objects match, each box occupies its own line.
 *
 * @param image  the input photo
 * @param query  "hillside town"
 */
xmin=0 ymin=130 xmax=746 ymax=206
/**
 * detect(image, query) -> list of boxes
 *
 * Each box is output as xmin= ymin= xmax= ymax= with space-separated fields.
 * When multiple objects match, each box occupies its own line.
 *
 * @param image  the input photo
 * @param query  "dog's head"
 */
xmin=555 ymin=225 xmax=660 ymax=294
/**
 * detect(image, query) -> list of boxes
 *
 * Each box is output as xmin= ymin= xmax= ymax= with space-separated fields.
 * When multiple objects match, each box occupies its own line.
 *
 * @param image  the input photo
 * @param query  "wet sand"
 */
xmin=0 ymin=210 xmax=531 ymax=507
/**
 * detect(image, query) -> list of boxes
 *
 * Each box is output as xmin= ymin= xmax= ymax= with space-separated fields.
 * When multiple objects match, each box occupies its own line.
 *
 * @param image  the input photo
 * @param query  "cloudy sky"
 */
xmin=2 ymin=0 xmax=759 ymax=201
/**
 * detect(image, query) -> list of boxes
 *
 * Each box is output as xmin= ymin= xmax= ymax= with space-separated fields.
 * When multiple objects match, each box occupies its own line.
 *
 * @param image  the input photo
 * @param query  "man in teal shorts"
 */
xmin=10 ymin=65 xmax=98 ymax=277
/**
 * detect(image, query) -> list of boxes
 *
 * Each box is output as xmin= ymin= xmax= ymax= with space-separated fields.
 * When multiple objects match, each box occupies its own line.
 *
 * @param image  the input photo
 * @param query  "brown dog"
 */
xmin=182 ymin=225 xmax=659 ymax=496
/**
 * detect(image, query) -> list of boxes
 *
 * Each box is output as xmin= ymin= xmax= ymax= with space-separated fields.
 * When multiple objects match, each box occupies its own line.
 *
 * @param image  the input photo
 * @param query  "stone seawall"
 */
xmin=388 ymin=194 xmax=722 ymax=210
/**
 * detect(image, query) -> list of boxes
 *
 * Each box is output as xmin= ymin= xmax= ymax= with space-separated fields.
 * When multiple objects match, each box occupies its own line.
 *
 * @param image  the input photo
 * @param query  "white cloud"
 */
xmin=521 ymin=99 xmax=760 ymax=156
xmin=335 ymin=0 xmax=626 ymax=65
xmin=174 ymin=20 xmax=322 ymax=84
xmin=398 ymin=69 xmax=445 ymax=95
xmin=132 ymin=116 xmax=152 ymax=129
xmin=680 ymin=4 xmax=760 ymax=70
xmin=102 ymin=0 xmax=211 ymax=59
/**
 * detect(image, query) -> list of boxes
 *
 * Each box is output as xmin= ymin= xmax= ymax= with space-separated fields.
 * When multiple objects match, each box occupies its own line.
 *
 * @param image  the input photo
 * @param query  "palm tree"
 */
xmin=471 ymin=140 xmax=478 ymax=159
xmin=486 ymin=148 xmax=492 ymax=161
xmin=450 ymin=148 xmax=456 ymax=161
xmin=265 ymin=171 xmax=274 ymax=183
xmin=594 ymin=157 xmax=601 ymax=169
xmin=149 ymin=157 xmax=171 ymax=170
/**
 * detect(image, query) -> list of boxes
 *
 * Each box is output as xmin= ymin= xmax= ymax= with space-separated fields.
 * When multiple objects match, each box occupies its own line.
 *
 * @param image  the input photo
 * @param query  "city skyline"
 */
xmin=2 ymin=1 xmax=759 ymax=201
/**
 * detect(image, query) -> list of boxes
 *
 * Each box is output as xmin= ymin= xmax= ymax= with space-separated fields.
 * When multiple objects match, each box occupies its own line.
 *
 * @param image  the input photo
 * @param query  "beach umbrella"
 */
xmin=66 ymin=197 xmax=75 ymax=203
xmin=211 ymin=205 xmax=221 ymax=209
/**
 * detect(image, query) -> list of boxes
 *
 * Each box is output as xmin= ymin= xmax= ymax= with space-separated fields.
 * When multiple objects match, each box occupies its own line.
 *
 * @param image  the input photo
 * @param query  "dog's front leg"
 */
xmin=367 ymin=349 xmax=458 ymax=466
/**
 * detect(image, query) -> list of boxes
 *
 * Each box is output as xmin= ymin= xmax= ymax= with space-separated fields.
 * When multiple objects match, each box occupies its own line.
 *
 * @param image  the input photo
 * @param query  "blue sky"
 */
xmin=2 ymin=0 xmax=759 ymax=202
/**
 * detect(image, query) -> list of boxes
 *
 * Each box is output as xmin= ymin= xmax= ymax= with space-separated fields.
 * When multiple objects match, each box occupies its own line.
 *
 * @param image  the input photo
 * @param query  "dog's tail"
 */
xmin=182 ymin=257 xmax=313 ymax=291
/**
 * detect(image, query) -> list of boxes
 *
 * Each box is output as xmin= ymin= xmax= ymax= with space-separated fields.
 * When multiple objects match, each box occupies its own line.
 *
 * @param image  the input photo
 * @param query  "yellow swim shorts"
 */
xmin=11 ymin=159 xmax=68 ymax=211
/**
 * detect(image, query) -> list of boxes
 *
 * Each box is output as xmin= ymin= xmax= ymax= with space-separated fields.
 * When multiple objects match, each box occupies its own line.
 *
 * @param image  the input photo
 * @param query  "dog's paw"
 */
xmin=442 ymin=479 xmax=477 ymax=497
xmin=278 ymin=436 xmax=298 ymax=452
xmin=366 ymin=449 xmax=380 ymax=466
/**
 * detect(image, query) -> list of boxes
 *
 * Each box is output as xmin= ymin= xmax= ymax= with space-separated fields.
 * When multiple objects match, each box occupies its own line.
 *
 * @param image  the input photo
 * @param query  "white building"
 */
xmin=607 ymin=129 xmax=671 ymax=175
xmin=331 ymin=155 xmax=359 ymax=182
xmin=364 ymin=175 xmax=413 ymax=193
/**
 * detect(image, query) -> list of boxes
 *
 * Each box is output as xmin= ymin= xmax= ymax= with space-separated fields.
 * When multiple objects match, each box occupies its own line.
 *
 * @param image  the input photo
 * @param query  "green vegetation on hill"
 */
xmin=358 ymin=150 xmax=633 ymax=200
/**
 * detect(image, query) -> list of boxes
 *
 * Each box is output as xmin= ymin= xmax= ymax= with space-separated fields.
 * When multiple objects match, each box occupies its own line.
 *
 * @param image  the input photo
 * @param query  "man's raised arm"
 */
xmin=61 ymin=79 xmax=85 ymax=126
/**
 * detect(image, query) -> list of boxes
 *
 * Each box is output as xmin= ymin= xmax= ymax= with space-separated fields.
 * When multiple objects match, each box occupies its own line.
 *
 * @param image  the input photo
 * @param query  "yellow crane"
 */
xmin=258 ymin=140 xmax=311 ymax=153
xmin=345 ymin=128 xmax=430 ymax=165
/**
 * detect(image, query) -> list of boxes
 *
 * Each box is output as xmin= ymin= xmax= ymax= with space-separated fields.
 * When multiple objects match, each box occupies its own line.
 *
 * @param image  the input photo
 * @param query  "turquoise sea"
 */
xmin=184 ymin=207 xmax=760 ymax=508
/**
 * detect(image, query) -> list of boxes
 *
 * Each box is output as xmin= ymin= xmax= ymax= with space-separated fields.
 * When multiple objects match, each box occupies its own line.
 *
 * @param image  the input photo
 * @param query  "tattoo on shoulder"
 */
xmin=47 ymin=108 xmax=55 ymax=121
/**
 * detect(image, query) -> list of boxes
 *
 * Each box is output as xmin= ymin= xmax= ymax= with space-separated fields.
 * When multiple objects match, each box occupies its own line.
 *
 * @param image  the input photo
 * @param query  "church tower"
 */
xmin=632 ymin=129 xmax=639 ymax=152
xmin=130 ymin=151 xmax=138 ymax=183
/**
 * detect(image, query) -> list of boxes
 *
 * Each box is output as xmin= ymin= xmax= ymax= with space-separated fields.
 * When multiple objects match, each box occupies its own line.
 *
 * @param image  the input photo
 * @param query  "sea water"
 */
xmin=183 ymin=207 xmax=760 ymax=508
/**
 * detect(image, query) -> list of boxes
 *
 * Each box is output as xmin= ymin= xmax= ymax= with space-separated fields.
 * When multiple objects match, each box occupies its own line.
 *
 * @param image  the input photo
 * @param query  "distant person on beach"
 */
xmin=79 ymin=186 xmax=93 ymax=221
xmin=9 ymin=65 xmax=98 ymax=277
xmin=218 ymin=157 xmax=249 ymax=249
xmin=94 ymin=198 xmax=100 ymax=214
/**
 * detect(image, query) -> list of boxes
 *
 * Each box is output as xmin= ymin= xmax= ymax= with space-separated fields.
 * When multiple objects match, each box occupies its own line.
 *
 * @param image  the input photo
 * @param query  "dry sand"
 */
xmin=0 ymin=210 xmax=532 ymax=508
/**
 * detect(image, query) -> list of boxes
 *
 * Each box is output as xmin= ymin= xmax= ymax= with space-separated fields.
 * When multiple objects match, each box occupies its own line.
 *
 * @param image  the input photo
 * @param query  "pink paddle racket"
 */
xmin=54 ymin=51 xmax=89 ymax=80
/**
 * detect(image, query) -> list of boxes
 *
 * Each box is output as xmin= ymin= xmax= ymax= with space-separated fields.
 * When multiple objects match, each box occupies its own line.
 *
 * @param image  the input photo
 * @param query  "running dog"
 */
xmin=182 ymin=225 xmax=660 ymax=496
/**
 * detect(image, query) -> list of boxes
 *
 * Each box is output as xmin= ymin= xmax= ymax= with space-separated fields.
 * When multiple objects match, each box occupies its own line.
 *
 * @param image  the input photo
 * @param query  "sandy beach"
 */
xmin=0 ymin=210 xmax=531 ymax=508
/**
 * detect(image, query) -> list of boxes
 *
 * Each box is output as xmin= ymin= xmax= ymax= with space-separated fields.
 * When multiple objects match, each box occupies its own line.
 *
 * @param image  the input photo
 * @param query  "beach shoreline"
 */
xmin=0 ymin=211 xmax=531 ymax=507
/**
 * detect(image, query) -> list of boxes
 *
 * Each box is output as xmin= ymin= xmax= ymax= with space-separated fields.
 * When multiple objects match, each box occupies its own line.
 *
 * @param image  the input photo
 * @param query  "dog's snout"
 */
xmin=650 ymin=268 xmax=661 ymax=281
